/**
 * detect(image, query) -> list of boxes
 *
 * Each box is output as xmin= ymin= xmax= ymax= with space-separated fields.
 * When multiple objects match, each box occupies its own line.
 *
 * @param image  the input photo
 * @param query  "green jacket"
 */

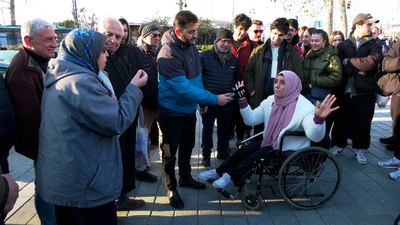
xmin=245 ymin=39 xmax=302 ymax=109
xmin=302 ymin=45 xmax=342 ymax=93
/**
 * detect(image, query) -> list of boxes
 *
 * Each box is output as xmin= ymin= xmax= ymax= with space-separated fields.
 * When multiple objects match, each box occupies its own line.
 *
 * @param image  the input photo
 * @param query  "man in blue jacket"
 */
xmin=157 ymin=10 xmax=232 ymax=209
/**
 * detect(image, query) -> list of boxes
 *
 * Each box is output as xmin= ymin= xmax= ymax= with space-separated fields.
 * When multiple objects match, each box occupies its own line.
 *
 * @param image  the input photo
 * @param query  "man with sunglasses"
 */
xmin=248 ymin=19 xmax=264 ymax=45
xmin=134 ymin=23 xmax=161 ymax=182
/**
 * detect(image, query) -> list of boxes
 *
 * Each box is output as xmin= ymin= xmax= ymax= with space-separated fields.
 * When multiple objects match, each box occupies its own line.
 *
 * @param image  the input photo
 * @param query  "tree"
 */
xmin=150 ymin=16 xmax=171 ymax=33
xmin=197 ymin=18 xmax=217 ymax=50
xmin=77 ymin=7 xmax=98 ymax=29
xmin=324 ymin=0 xmax=333 ymax=35
xmin=271 ymin=0 xmax=349 ymax=38
xmin=72 ymin=0 xmax=78 ymax=28
xmin=0 ymin=0 xmax=16 ymax=25
xmin=339 ymin=0 xmax=348 ymax=37
xmin=55 ymin=19 xmax=75 ymax=28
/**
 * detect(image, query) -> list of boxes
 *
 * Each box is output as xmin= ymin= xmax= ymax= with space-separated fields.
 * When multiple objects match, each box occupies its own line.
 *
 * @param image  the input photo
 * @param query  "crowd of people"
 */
xmin=0 ymin=9 xmax=399 ymax=225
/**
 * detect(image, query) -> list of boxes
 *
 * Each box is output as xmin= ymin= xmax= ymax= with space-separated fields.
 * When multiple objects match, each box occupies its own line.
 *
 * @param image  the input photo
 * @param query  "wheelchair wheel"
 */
xmin=241 ymin=184 xmax=263 ymax=211
xmin=278 ymin=147 xmax=341 ymax=209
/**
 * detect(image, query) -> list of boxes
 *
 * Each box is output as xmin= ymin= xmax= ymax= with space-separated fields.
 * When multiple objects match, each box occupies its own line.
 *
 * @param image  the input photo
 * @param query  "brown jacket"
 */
xmin=383 ymin=41 xmax=400 ymax=73
xmin=5 ymin=48 xmax=46 ymax=160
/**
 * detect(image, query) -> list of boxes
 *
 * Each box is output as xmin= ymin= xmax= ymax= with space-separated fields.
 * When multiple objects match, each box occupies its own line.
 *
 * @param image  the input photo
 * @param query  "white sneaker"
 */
xmin=389 ymin=169 xmax=400 ymax=181
xmin=198 ymin=169 xmax=220 ymax=182
xmin=330 ymin=146 xmax=344 ymax=156
xmin=355 ymin=149 xmax=367 ymax=164
xmin=212 ymin=173 xmax=232 ymax=189
xmin=378 ymin=157 xmax=400 ymax=169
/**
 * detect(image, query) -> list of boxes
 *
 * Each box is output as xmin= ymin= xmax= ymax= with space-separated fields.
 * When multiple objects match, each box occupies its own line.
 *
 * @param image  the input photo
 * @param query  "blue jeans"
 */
xmin=35 ymin=190 xmax=57 ymax=225
xmin=201 ymin=103 xmax=233 ymax=159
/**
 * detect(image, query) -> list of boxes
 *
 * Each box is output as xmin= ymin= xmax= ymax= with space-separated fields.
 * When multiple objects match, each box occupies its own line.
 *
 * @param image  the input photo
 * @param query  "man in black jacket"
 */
xmin=331 ymin=13 xmax=382 ymax=164
xmin=97 ymin=17 xmax=151 ymax=211
xmin=200 ymin=29 xmax=240 ymax=167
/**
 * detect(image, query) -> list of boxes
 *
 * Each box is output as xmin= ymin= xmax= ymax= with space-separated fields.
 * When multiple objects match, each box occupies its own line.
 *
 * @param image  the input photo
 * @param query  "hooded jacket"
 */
xmin=157 ymin=29 xmax=217 ymax=117
xmin=302 ymin=45 xmax=342 ymax=93
xmin=36 ymin=29 xmax=143 ymax=208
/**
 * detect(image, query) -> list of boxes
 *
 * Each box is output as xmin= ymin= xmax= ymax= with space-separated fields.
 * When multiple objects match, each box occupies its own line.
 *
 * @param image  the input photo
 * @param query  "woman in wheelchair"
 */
xmin=199 ymin=70 xmax=339 ymax=189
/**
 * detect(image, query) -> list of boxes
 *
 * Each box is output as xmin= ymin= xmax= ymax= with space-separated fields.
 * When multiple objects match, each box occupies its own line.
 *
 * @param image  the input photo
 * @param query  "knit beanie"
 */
xmin=215 ymin=29 xmax=233 ymax=43
xmin=139 ymin=23 xmax=160 ymax=38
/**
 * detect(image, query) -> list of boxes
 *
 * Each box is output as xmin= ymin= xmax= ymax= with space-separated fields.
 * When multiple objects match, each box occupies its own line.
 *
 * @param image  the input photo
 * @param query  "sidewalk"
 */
xmin=5 ymin=105 xmax=400 ymax=225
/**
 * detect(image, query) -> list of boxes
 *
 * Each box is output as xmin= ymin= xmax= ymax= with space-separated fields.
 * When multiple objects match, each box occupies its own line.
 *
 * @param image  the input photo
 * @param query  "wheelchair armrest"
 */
xmin=278 ymin=131 xmax=306 ymax=150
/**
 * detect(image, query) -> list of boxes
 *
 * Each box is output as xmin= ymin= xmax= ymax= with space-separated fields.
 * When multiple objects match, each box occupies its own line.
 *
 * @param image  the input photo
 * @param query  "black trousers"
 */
xmin=331 ymin=93 xmax=375 ymax=149
xmin=216 ymin=142 xmax=272 ymax=185
xmin=159 ymin=115 xmax=196 ymax=191
xmin=54 ymin=201 xmax=117 ymax=225
xmin=201 ymin=103 xmax=233 ymax=159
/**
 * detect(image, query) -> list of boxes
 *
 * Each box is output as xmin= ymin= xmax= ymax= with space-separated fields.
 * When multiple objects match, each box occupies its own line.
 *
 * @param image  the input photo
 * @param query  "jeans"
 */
xmin=201 ymin=103 xmax=233 ymax=159
xmin=35 ymin=190 xmax=57 ymax=225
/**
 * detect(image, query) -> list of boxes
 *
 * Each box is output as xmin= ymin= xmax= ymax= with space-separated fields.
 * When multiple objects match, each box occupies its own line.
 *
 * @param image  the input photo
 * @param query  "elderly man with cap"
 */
xmin=199 ymin=29 xmax=240 ymax=167
xmin=330 ymin=13 xmax=383 ymax=165
xmin=134 ymin=23 xmax=161 ymax=181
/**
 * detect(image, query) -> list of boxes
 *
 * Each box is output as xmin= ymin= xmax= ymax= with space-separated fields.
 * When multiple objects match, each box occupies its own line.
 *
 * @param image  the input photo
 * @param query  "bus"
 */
xmin=0 ymin=25 xmax=72 ymax=62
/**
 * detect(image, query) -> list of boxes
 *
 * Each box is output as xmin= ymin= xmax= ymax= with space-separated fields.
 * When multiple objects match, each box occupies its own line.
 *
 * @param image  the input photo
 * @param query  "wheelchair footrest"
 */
xmin=217 ymin=188 xmax=235 ymax=200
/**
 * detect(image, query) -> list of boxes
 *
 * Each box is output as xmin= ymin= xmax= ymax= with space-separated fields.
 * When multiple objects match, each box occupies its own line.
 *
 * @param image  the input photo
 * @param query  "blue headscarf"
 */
xmin=57 ymin=29 xmax=107 ymax=74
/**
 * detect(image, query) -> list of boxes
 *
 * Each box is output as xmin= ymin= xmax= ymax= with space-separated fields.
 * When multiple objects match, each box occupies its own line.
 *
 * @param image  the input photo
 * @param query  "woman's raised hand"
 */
xmin=233 ymin=81 xmax=247 ymax=99
xmin=315 ymin=94 xmax=340 ymax=118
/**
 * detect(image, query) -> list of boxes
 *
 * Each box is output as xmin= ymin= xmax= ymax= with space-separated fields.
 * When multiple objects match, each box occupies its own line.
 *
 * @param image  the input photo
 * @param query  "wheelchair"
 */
xmin=213 ymin=130 xmax=341 ymax=211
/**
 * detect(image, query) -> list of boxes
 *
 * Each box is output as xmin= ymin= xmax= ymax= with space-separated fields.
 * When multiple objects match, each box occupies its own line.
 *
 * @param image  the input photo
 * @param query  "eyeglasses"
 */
xmin=252 ymin=30 xmax=264 ymax=34
xmin=149 ymin=33 xmax=162 ymax=38
xmin=333 ymin=39 xmax=343 ymax=42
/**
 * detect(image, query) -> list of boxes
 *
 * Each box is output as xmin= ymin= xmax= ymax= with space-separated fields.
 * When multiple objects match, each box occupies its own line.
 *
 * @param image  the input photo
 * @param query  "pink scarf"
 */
xmin=261 ymin=70 xmax=302 ymax=148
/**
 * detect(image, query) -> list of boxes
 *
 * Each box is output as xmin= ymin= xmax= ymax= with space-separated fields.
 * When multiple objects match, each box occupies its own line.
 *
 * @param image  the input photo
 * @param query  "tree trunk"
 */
xmin=9 ymin=0 xmax=15 ymax=25
xmin=339 ymin=0 xmax=348 ymax=37
xmin=324 ymin=0 xmax=333 ymax=35
xmin=72 ymin=0 xmax=79 ymax=28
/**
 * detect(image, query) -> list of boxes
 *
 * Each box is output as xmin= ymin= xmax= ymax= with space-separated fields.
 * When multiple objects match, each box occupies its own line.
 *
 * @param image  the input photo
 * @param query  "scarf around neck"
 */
xmin=261 ymin=70 xmax=302 ymax=148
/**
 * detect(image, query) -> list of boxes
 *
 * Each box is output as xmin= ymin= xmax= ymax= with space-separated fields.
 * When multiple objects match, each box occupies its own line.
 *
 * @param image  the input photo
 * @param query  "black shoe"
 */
xmin=202 ymin=158 xmax=210 ymax=168
xmin=386 ymin=143 xmax=398 ymax=151
xmin=136 ymin=171 xmax=158 ymax=183
xmin=380 ymin=136 xmax=395 ymax=145
xmin=116 ymin=198 xmax=145 ymax=211
xmin=179 ymin=177 xmax=206 ymax=189
xmin=168 ymin=190 xmax=184 ymax=209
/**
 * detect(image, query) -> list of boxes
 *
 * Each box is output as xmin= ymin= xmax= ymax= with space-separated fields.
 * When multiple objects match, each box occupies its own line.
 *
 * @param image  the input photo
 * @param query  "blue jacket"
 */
xmin=157 ymin=30 xmax=218 ymax=117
